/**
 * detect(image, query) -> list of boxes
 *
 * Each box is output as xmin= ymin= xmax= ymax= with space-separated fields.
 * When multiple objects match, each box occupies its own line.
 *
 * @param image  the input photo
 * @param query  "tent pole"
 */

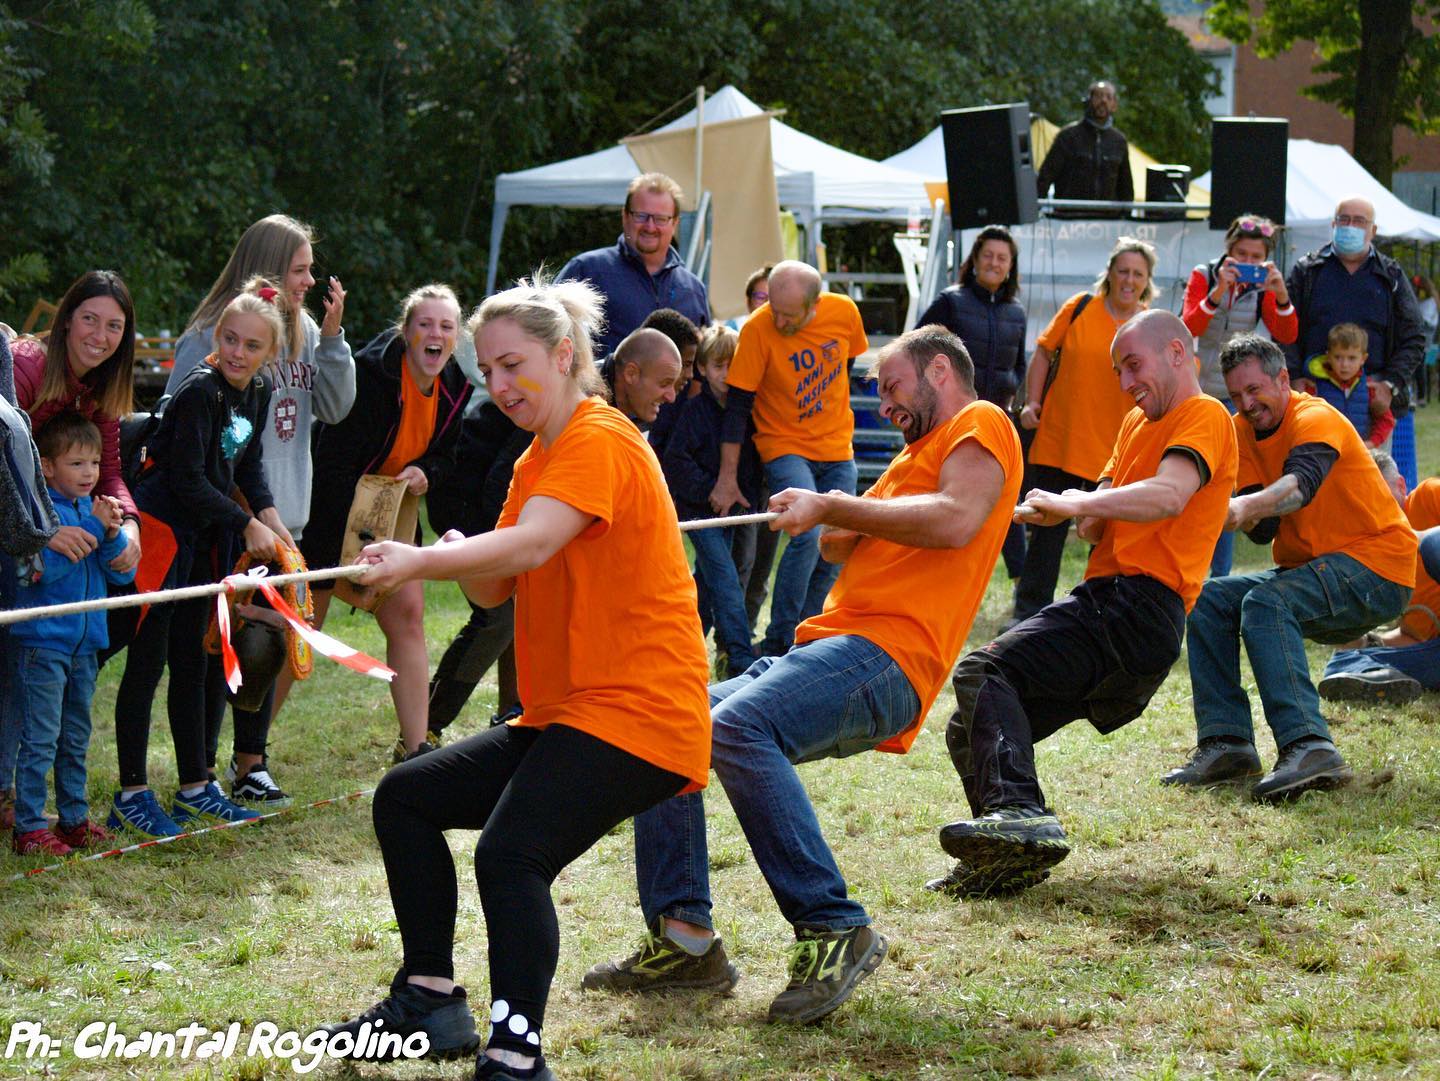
xmin=485 ymin=204 xmax=509 ymax=297
xmin=695 ymin=85 xmax=704 ymax=206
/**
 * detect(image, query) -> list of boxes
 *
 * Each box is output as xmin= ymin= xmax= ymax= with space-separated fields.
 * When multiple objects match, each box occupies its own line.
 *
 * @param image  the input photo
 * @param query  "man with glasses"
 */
xmin=559 ymin=172 xmax=710 ymax=361
xmin=1286 ymin=196 xmax=1426 ymax=432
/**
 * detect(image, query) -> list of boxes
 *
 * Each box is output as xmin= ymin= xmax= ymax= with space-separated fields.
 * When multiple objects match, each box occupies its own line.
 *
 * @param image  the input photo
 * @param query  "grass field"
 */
xmin=1 ymin=420 xmax=1438 ymax=1080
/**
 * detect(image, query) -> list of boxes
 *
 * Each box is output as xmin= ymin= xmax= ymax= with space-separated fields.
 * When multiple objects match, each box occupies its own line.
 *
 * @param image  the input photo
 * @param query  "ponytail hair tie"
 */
xmin=258 ymin=287 xmax=278 ymax=303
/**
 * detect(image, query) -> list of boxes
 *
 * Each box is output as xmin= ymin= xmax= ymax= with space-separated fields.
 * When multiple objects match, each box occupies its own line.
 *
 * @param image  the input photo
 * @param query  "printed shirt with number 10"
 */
xmin=726 ymin=292 xmax=868 ymax=462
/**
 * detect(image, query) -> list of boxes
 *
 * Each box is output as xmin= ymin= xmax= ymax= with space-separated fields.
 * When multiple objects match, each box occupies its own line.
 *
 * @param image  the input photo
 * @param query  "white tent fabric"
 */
xmin=1194 ymin=138 xmax=1440 ymax=244
xmin=486 ymin=85 xmax=933 ymax=294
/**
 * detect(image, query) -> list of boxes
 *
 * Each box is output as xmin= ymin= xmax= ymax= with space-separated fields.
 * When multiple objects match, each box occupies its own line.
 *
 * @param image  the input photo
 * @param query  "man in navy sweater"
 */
xmin=558 ymin=173 xmax=710 ymax=361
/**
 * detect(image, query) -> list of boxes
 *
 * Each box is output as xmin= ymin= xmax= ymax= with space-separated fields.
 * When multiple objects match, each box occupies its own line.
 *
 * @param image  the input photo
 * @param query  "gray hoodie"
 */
xmin=168 ymin=311 xmax=354 ymax=538
xmin=1 ymin=333 xmax=59 ymax=566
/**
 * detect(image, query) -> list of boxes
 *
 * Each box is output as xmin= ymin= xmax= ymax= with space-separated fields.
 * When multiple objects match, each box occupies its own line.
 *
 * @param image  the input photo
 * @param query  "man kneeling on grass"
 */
xmin=933 ymin=310 xmax=1237 ymax=898
xmin=584 ymin=325 xmax=1021 ymax=1022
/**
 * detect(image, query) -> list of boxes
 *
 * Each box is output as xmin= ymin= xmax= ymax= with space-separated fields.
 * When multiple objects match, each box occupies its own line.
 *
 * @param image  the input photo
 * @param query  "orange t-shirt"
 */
xmin=1086 ymin=395 xmax=1238 ymax=612
xmin=496 ymin=397 xmax=711 ymax=788
xmin=794 ymin=401 xmax=1022 ymax=753
xmin=377 ymin=359 xmax=440 ymax=478
xmin=1400 ymin=478 xmax=1440 ymax=641
xmin=727 ymin=292 xmax=868 ymax=462
xmin=1029 ymin=292 xmax=1141 ymax=481
xmin=1235 ymin=392 xmax=1416 ymax=587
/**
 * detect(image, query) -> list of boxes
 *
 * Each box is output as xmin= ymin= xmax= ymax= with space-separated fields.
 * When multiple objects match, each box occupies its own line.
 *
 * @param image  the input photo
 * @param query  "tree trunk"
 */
xmin=1353 ymin=0 xmax=1413 ymax=186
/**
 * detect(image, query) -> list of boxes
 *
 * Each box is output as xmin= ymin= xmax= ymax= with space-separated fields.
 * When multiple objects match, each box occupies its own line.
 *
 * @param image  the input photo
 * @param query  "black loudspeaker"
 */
xmin=941 ymin=103 xmax=1039 ymax=229
xmin=1145 ymin=164 xmax=1191 ymax=221
xmin=1209 ymin=117 xmax=1288 ymax=230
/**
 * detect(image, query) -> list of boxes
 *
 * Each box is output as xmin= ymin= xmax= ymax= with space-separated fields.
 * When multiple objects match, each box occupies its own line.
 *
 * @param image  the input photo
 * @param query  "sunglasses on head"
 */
xmin=1235 ymin=218 xmax=1276 ymax=238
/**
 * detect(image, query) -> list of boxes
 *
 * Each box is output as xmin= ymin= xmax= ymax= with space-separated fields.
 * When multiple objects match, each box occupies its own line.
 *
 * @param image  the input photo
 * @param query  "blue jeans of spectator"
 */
xmin=1188 ymin=555 xmax=1411 ymax=750
xmin=0 ymin=554 xmax=16 ymax=790
xmin=1208 ymin=399 xmax=1238 ymax=578
xmin=760 ymin=456 xmax=857 ymax=654
xmin=690 ymin=525 xmax=757 ymax=676
xmin=1323 ymin=640 xmax=1440 ymax=689
xmin=633 ymin=635 xmax=919 ymax=931
xmin=9 ymin=645 xmax=98 ymax=834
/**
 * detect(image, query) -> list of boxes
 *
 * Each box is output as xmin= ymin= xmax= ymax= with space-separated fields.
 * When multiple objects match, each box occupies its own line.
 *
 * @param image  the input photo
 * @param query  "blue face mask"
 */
xmin=1332 ymin=225 xmax=1368 ymax=256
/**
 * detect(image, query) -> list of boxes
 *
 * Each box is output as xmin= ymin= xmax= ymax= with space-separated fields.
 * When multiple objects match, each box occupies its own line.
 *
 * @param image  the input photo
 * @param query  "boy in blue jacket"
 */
xmin=8 ymin=413 xmax=134 ymax=855
xmin=662 ymin=326 xmax=763 ymax=678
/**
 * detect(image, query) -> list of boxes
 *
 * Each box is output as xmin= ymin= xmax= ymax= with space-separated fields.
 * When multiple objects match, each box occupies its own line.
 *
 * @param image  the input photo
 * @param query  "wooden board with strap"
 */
xmin=333 ymin=474 xmax=420 ymax=612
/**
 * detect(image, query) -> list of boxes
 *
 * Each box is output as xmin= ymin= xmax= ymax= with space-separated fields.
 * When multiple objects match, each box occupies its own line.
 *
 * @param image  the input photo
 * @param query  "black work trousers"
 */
xmin=947 ymin=574 xmax=1185 ymax=815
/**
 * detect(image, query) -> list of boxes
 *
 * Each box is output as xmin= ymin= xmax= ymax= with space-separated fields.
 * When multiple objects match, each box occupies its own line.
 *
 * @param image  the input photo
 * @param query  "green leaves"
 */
xmin=2 ymin=0 xmax=1220 ymax=333
xmin=1206 ymin=0 xmax=1440 ymax=184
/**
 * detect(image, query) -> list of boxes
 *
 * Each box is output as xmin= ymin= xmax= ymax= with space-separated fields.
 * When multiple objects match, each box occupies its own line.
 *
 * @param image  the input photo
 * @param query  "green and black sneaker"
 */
xmin=581 ymin=918 xmax=740 ymax=993
xmin=925 ymin=858 xmax=1053 ymax=900
xmin=938 ymin=806 xmax=1071 ymax=884
xmin=766 ymin=924 xmax=887 ymax=1024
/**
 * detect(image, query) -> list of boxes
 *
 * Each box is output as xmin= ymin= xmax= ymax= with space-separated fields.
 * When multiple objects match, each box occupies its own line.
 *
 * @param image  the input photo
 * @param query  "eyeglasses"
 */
xmin=750 ymin=290 xmax=769 ymax=303
xmin=1235 ymin=218 xmax=1275 ymax=238
xmin=1335 ymin=214 xmax=1371 ymax=227
xmin=627 ymin=210 xmax=676 ymax=226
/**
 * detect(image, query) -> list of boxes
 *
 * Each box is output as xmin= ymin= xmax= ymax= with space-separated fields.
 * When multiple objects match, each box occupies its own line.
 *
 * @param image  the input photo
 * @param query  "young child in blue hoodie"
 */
xmin=8 ymin=413 xmax=134 ymax=855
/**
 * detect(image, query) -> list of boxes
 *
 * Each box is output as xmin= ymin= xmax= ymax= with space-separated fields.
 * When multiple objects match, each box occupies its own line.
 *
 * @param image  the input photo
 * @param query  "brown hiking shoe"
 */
xmin=766 ymin=924 xmax=886 ymax=1024
xmin=581 ymin=918 xmax=739 ymax=993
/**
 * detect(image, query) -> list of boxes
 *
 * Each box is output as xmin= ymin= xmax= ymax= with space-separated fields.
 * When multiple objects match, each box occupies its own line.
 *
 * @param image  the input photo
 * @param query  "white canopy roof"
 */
xmin=1195 ymin=138 xmax=1440 ymax=242
xmin=486 ymin=85 xmax=933 ymax=293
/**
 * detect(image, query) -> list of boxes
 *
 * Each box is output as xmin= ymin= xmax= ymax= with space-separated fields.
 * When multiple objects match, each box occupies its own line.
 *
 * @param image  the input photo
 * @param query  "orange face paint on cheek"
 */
xmin=517 ymin=376 xmax=542 ymax=393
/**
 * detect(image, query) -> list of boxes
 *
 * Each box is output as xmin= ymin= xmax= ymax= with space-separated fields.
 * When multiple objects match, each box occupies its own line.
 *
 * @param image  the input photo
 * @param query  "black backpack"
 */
xmin=118 ymin=394 xmax=169 ymax=490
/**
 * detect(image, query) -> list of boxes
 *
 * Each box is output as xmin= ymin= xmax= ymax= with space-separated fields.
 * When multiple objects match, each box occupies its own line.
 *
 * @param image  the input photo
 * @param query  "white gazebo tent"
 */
xmin=485 ymin=85 xmax=933 ymax=295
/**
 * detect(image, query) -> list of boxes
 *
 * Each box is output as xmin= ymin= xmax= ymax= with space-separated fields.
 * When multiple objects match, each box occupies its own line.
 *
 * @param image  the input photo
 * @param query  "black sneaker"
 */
xmin=767 ymin=924 xmax=886 ymax=1024
xmin=1252 ymin=736 xmax=1353 ymax=802
xmin=1318 ymin=666 xmax=1424 ymax=705
xmin=1160 ymin=736 xmax=1263 ymax=787
xmin=230 ymin=763 xmax=292 ymax=808
xmin=474 ymin=1053 xmax=557 ymax=1080
xmin=581 ymin=918 xmax=739 ymax=993
xmin=938 ymin=807 xmax=1070 ymax=882
xmin=925 ymin=858 xmax=1052 ymax=900
xmin=321 ymin=969 xmax=480 ymax=1060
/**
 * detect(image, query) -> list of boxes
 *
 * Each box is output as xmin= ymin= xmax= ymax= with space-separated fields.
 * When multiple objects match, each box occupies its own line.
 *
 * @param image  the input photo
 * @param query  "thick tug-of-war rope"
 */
xmin=4 ymin=787 xmax=377 ymax=884
xmin=0 ymin=512 xmax=783 ymax=626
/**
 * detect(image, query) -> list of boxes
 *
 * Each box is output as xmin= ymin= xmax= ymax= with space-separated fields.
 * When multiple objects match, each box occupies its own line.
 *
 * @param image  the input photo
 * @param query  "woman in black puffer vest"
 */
xmin=916 ymin=225 xmax=1028 ymax=575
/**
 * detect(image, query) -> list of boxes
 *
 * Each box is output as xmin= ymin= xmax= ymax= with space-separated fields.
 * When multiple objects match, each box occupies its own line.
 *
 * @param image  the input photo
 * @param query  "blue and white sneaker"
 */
xmin=106 ymin=790 xmax=183 ymax=839
xmin=171 ymin=782 xmax=263 ymax=827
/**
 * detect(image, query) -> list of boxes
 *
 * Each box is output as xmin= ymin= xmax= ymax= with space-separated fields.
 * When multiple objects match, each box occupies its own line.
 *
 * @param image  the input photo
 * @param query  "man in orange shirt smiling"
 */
xmin=1168 ymin=334 xmax=1416 ymax=801
xmin=936 ymin=311 xmax=1237 ymax=898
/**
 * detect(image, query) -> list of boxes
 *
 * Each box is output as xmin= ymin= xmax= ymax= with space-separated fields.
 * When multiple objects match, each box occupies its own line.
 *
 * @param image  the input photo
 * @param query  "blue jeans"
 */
xmin=690 ymin=525 xmax=757 ymax=674
xmin=633 ymin=635 xmax=919 ymax=931
xmin=760 ymin=455 xmax=857 ymax=654
xmin=1323 ymin=641 xmax=1440 ymax=689
xmin=1188 ymin=554 xmax=1411 ymax=749
xmin=9 ymin=645 xmax=98 ymax=833
xmin=0 ymin=554 xmax=16 ymax=789
xmin=1208 ymin=399 xmax=1237 ymax=579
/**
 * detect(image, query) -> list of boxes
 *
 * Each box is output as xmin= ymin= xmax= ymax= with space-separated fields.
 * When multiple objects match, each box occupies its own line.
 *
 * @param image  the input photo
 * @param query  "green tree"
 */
xmin=1 ymin=0 xmax=1219 ymax=335
xmin=1207 ymin=0 xmax=1440 ymax=186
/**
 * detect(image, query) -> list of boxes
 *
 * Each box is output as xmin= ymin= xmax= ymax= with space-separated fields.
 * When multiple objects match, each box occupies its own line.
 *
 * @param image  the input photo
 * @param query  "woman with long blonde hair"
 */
xmin=167 ymin=214 xmax=355 ymax=806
